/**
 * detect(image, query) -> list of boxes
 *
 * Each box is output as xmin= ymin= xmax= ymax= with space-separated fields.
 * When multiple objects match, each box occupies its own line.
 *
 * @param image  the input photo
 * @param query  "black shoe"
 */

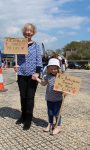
xmin=16 ymin=117 xmax=24 ymax=125
xmin=23 ymin=121 xmax=31 ymax=130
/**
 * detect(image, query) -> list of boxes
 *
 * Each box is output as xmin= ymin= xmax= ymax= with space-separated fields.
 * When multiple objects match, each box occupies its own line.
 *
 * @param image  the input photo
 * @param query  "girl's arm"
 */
xmin=37 ymin=78 xmax=48 ymax=86
xmin=32 ymin=74 xmax=48 ymax=86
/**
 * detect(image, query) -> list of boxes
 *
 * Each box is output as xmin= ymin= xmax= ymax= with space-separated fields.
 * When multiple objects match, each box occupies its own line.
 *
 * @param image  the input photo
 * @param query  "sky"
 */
xmin=0 ymin=0 xmax=90 ymax=52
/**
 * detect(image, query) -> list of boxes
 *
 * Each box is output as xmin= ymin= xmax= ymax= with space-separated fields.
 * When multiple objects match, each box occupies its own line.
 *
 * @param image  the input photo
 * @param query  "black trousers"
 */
xmin=17 ymin=75 xmax=38 ymax=122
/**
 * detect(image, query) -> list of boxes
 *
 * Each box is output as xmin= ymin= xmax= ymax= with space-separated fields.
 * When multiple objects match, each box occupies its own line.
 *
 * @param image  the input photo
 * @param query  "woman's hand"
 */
xmin=32 ymin=73 xmax=39 ymax=80
xmin=32 ymin=74 xmax=42 ymax=83
xmin=14 ymin=65 xmax=19 ymax=72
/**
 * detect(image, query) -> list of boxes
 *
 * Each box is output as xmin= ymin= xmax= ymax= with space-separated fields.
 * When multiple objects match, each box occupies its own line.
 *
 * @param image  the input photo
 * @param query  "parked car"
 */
xmin=68 ymin=62 xmax=82 ymax=69
xmin=84 ymin=63 xmax=90 ymax=70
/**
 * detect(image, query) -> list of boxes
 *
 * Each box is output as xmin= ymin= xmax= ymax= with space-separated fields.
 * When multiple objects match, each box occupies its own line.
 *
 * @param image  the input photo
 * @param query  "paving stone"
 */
xmin=0 ymin=69 xmax=90 ymax=150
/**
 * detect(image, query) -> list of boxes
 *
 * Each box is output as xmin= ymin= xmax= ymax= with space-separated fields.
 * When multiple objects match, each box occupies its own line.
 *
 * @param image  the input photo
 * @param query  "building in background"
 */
xmin=1 ymin=52 xmax=15 ymax=68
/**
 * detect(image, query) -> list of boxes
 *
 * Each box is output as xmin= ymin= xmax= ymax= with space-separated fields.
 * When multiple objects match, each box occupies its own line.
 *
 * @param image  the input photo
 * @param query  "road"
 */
xmin=67 ymin=69 xmax=90 ymax=95
xmin=0 ymin=68 xmax=90 ymax=150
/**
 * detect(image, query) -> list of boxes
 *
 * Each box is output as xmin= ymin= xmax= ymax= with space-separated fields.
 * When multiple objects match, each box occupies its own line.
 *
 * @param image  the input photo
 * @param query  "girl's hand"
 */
xmin=32 ymin=73 xmax=42 ymax=83
xmin=32 ymin=73 xmax=39 ymax=80
xmin=14 ymin=65 xmax=19 ymax=72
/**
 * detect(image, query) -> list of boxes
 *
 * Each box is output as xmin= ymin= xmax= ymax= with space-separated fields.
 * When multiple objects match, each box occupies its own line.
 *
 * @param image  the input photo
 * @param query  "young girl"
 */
xmin=14 ymin=23 xmax=42 ymax=130
xmin=32 ymin=58 xmax=63 ymax=135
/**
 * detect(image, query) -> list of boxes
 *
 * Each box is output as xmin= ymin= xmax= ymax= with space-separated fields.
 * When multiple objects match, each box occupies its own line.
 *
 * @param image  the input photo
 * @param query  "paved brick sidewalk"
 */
xmin=0 ymin=69 xmax=90 ymax=150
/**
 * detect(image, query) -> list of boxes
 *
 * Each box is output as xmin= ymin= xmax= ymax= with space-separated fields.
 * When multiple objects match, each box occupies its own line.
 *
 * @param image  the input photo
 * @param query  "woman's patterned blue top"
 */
xmin=17 ymin=42 xmax=42 ymax=76
xmin=44 ymin=74 xmax=62 ymax=102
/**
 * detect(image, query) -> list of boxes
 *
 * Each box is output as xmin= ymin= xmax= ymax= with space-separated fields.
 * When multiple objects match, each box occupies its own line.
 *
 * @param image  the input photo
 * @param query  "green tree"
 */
xmin=63 ymin=41 xmax=90 ymax=60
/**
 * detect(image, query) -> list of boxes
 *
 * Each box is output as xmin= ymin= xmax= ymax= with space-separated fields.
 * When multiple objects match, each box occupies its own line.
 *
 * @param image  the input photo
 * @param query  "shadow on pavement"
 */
xmin=0 ymin=107 xmax=48 ymax=128
xmin=33 ymin=116 xmax=48 ymax=128
xmin=0 ymin=107 xmax=21 ymax=119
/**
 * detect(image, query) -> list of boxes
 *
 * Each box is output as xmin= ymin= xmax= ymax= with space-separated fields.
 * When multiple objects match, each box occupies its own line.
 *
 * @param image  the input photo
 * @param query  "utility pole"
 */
xmin=42 ymin=43 xmax=45 ymax=56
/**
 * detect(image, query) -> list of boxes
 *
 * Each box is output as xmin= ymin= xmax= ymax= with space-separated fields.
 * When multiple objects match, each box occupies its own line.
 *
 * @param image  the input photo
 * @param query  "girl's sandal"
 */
xmin=53 ymin=126 xmax=61 ymax=135
xmin=43 ymin=124 xmax=50 ymax=132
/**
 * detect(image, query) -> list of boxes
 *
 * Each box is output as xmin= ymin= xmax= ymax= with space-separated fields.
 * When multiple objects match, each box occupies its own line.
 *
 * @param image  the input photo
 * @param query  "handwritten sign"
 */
xmin=54 ymin=73 xmax=81 ymax=95
xmin=4 ymin=37 xmax=28 ymax=54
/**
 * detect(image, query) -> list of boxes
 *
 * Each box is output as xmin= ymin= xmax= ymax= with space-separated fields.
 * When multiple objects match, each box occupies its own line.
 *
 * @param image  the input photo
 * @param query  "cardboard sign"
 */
xmin=54 ymin=73 xmax=81 ymax=95
xmin=4 ymin=37 xmax=28 ymax=54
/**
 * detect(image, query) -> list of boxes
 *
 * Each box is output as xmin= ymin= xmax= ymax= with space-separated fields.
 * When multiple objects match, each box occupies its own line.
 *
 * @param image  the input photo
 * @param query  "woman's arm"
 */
xmin=36 ymin=43 xmax=42 ymax=68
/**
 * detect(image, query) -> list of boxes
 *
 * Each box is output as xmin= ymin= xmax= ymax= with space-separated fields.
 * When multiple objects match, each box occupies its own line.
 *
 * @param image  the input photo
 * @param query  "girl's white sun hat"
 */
xmin=47 ymin=58 xmax=60 ymax=68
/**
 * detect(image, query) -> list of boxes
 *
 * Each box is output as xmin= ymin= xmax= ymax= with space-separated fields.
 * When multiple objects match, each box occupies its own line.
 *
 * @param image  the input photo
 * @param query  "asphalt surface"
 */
xmin=0 ymin=68 xmax=90 ymax=150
